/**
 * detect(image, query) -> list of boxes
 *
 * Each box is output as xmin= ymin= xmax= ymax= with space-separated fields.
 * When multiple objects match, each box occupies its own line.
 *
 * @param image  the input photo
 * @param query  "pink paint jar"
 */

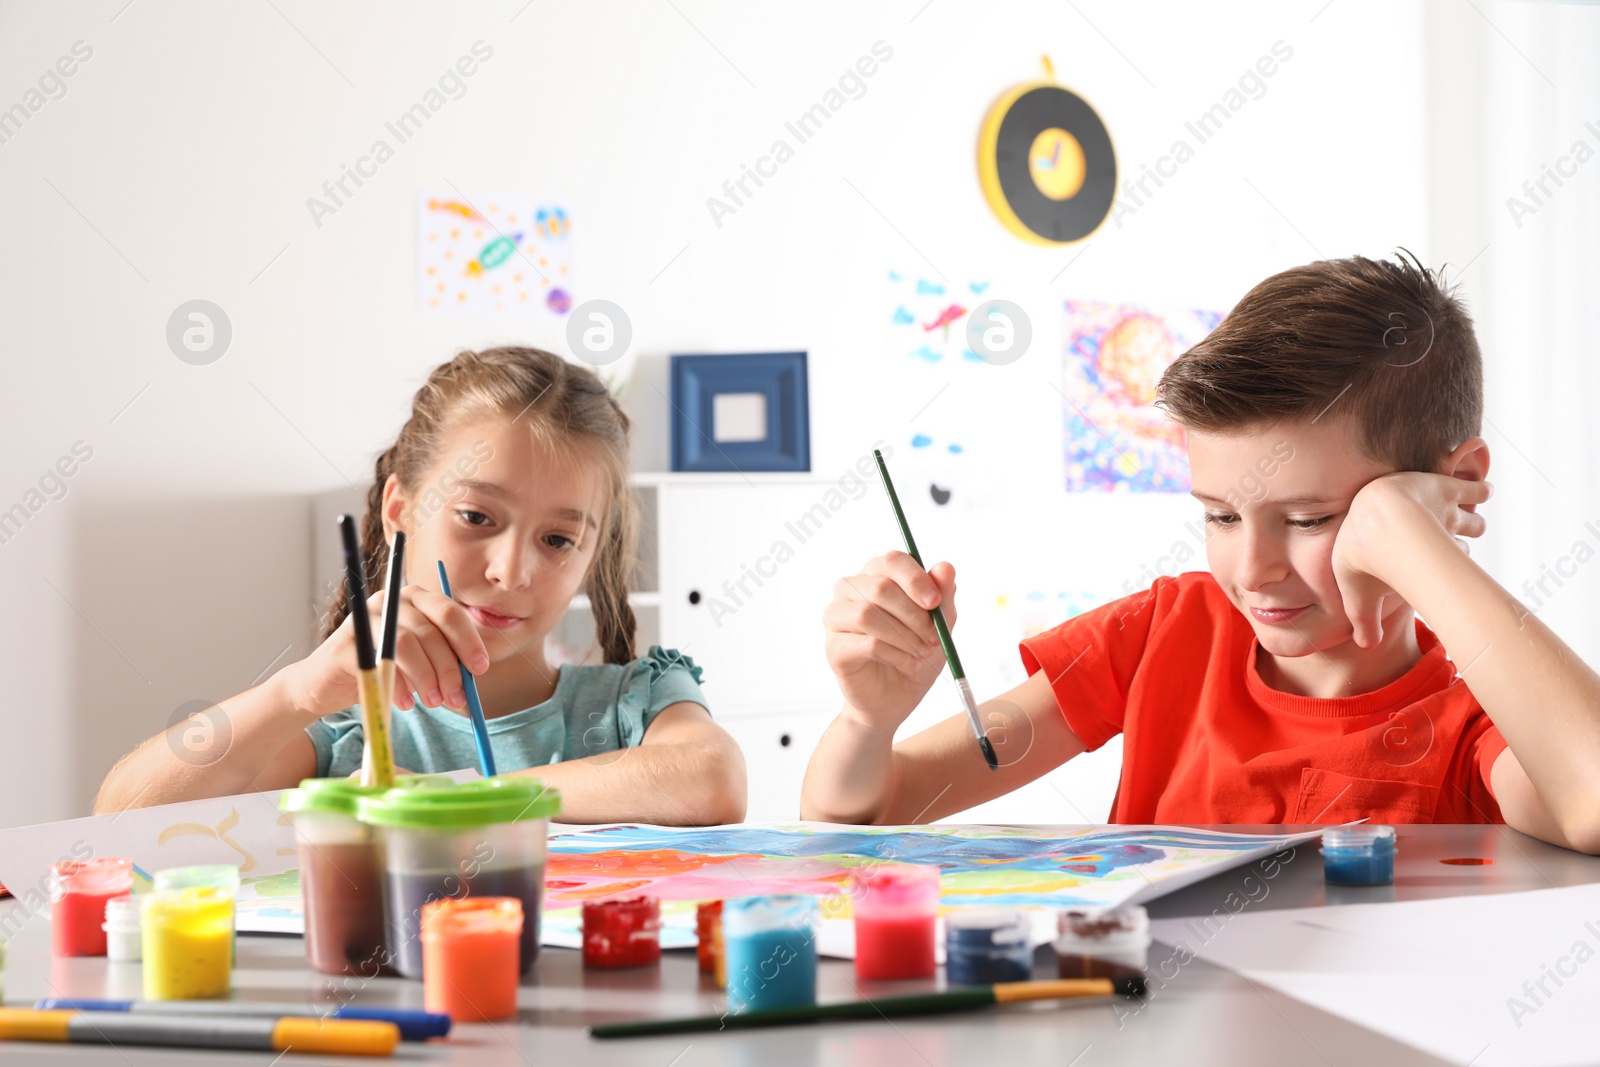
xmin=850 ymin=862 xmax=940 ymax=980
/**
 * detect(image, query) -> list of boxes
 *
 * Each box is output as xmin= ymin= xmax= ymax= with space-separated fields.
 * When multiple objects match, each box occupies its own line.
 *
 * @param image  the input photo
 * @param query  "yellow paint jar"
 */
xmin=141 ymin=887 xmax=234 ymax=1000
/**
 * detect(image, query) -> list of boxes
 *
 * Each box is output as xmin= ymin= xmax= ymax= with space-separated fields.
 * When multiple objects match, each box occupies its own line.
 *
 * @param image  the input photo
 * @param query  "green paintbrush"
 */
xmin=589 ymin=976 xmax=1145 ymax=1038
xmin=873 ymin=448 xmax=998 ymax=770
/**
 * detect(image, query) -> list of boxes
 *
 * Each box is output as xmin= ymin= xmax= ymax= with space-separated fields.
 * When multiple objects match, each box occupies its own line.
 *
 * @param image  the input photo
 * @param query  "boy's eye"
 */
xmin=1288 ymin=516 xmax=1335 ymax=530
xmin=1203 ymin=512 xmax=1238 ymax=527
xmin=456 ymin=509 xmax=493 ymax=527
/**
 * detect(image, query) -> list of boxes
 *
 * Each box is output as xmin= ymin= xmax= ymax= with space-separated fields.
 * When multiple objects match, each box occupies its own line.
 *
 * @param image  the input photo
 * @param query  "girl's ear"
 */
xmin=380 ymin=474 xmax=407 ymax=540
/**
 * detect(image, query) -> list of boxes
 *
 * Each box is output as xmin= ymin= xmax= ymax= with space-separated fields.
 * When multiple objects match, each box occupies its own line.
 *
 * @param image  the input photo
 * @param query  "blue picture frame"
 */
xmin=670 ymin=352 xmax=810 ymax=473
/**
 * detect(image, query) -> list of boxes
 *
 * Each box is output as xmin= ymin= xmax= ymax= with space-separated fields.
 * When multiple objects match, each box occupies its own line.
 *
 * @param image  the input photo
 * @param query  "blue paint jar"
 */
xmin=1321 ymin=825 xmax=1397 ymax=886
xmin=944 ymin=909 xmax=1032 ymax=986
xmin=723 ymin=895 xmax=818 ymax=1013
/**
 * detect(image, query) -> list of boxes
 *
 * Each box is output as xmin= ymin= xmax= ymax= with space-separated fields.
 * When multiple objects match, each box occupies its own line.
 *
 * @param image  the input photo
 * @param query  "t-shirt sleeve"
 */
xmin=304 ymin=707 xmax=367 ymax=779
xmin=1018 ymin=582 xmax=1167 ymax=752
xmin=620 ymin=645 xmax=710 ymax=747
xmin=1440 ymin=714 xmax=1508 ymax=821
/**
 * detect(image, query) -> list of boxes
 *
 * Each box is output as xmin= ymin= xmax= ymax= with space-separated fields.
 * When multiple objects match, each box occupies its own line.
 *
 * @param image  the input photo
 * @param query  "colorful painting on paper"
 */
xmin=1061 ymin=301 xmax=1222 ymax=492
xmin=417 ymin=194 xmax=574 ymax=314
xmin=545 ymin=823 xmax=1314 ymax=911
xmin=887 ymin=270 xmax=993 ymax=365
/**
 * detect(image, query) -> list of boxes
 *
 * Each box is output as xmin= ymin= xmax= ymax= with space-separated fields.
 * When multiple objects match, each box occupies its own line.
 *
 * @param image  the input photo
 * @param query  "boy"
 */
xmin=801 ymin=253 xmax=1600 ymax=854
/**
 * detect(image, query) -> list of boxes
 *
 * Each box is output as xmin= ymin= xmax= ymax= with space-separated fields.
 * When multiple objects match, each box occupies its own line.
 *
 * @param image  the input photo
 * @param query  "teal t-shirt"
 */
xmin=306 ymin=645 xmax=708 ymax=778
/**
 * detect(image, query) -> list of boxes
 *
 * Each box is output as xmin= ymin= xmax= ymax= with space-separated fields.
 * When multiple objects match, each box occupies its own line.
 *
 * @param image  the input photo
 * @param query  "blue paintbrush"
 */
xmin=436 ymin=560 xmax=497 ymax=777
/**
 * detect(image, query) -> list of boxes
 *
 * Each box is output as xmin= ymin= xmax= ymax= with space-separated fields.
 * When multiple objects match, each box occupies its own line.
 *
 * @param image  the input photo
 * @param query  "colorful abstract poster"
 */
xmin=1061 ymin=300 xmax=1223 ymax=492
xmin=982 ymin=589 xmax=1102 ymax=689
xmin=417 ymin=193 xmax=574 ymax=314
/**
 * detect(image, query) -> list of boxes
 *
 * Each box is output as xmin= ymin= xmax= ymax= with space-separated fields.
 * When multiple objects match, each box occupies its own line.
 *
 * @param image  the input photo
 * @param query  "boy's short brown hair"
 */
xmin=1156 ymin=252 xmax=1482 ymax=473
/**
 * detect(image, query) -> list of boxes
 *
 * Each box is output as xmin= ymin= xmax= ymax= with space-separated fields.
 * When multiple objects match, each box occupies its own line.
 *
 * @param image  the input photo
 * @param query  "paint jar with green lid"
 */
xmin=280 ymin=778 xmax=390 ymax=976
xmin=358 ymin=776 xmax=560 ymax=978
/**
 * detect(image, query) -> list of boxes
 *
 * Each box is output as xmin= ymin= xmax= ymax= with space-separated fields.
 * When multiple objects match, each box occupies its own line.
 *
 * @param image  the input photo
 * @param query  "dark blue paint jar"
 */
xmin=944 ymin=909 xmax=1032 ymax=986
xmin=1321 ymin=825 xmax=1397 ymax=886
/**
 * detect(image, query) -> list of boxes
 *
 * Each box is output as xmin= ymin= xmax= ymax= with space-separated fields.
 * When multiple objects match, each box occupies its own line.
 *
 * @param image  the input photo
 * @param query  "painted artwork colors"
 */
xmin=542 ymin=823 xmax=1320 ymax=911
xmin=1061 ymin=299 xmax=1223 ymax=492
xmin=417 ymin=194 xmax=574 ymax=314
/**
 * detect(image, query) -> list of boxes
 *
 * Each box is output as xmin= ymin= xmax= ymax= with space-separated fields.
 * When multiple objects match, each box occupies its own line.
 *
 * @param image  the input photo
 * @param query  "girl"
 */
xmin=97 ymin=347 xmax=746 ymax=825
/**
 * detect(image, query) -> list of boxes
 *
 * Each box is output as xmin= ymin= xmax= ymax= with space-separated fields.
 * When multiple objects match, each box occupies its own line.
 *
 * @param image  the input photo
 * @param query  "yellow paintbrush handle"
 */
xmin=991 ymin=978 xmax=1119 ymax=1004
xmin=356 ymin=666 xmax=395 ymax=789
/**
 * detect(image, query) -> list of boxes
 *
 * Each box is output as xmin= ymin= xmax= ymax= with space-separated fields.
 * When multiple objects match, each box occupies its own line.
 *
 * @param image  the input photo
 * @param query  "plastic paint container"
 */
xmin=582 ymin=896 xmax=662 ymax=968
xmin=1321 ymin=825 xmax=1397 ymax=886
xmin=359 ymin=776 xmax=561 ymax=979
xmin=723 ymin=895 xmax=818 ymax=1013
xmin=49 ymin=858 xmax=133 ymax=957
xmin=1054 ymin=905 xmax=1150 ymax=981
xmin=103 ymin=895 xmax=146 ymax=962
xmin=152 ymin=865 xmax=241 ymax=967
xmin=280 ymin=777 xmax=388 ymax=975
xmin=142 ymin=887 xmax=235 ymax=1000
xmin=421 ymin=896 xmax=523 ymax=1022
xmin=850 ymin=863 xmax=940 ymax=980
xmin=696 ymin=900 xmax=724 ymax=975
xmin=944 ymin=909 xmax=1032 ymax=985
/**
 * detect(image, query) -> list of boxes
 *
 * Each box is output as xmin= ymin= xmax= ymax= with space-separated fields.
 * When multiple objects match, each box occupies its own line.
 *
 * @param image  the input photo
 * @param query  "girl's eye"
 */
xmin=1288 ymin=516 xmax=1335 ymax=530
xmin=544 ymin=533 xmax=576 ymax=551
xmin=1203 ymin=512 xmax=1238 ymax=527
xmin=456 ymin=509 xmax=493 ymax=528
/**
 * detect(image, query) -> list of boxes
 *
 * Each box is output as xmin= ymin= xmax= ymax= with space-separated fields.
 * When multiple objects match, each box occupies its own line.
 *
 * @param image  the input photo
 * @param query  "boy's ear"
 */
xmin=379 ymin=474 xmax=407 ymax=539
xmin=1441 ymin=436 xmax=1491 ymax=483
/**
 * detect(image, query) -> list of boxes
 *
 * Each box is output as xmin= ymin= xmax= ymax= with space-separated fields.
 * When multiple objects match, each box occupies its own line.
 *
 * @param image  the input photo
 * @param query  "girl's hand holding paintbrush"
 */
xmin=281 ymin=585 xmax=490 ymax=719
xmin=821 ymin=551 xmax=960 ymax=730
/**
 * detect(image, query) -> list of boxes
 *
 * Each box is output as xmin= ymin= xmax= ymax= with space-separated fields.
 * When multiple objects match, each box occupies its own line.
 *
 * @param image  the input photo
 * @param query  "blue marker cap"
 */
xmin=36 ymin=998 xmax=127 ymax=1012
xmin=330 ymin=1005 xmax=452 ymax=1039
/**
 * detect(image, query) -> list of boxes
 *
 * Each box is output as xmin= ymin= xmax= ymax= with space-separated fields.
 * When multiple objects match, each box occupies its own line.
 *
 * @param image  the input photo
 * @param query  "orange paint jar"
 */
xmin=420 ymin=897 xmax=523 ymax=1022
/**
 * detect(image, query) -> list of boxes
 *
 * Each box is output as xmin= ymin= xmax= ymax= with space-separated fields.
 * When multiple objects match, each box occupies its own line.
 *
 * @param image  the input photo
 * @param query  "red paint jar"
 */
xmin=49 ymin=858 xmax=133 ymax=957
xmin=582 ymin=895 xmax=662 ymax=968
xmin=696 ymin=900 xmax=723 ymax=974
xmin=850 ymin=863 xmax=940 ymax=981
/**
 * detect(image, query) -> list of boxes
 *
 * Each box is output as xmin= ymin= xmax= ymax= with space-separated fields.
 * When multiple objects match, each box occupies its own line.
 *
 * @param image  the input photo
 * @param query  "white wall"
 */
xmin=1 ymin=0 xmax=1589 ymax=827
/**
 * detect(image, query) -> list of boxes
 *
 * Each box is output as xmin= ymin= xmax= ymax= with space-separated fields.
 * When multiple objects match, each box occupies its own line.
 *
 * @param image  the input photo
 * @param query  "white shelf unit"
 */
xmin=551 ymin=471 xmax=882 ymax=820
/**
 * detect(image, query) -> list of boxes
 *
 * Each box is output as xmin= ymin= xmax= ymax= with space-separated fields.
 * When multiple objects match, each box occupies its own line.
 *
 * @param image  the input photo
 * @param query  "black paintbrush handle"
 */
xmin=338 ymin=515 xmax=376 ymax=670
xmin=590 ymin=989 xmax=995 ymax=1038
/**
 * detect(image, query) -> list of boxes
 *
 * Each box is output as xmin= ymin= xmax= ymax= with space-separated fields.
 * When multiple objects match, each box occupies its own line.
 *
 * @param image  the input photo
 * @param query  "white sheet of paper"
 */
xmin=1149 ymin=883 xmax=1600 ymax=1067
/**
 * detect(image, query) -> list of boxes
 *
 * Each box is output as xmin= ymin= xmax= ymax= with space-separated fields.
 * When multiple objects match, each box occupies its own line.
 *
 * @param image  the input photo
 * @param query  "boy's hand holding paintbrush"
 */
xmin=823 ymin=551 xmax=961 ymax=732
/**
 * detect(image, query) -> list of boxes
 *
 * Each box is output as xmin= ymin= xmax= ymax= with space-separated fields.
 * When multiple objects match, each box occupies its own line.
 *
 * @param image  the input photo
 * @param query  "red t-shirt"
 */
xmin=1018 ymin=571 xmax=1509 ymax=824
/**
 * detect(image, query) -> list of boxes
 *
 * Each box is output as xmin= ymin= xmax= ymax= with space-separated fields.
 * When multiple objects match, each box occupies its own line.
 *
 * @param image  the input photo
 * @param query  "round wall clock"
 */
xmin=978 ymin=57 xmax=1116 ymax=245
